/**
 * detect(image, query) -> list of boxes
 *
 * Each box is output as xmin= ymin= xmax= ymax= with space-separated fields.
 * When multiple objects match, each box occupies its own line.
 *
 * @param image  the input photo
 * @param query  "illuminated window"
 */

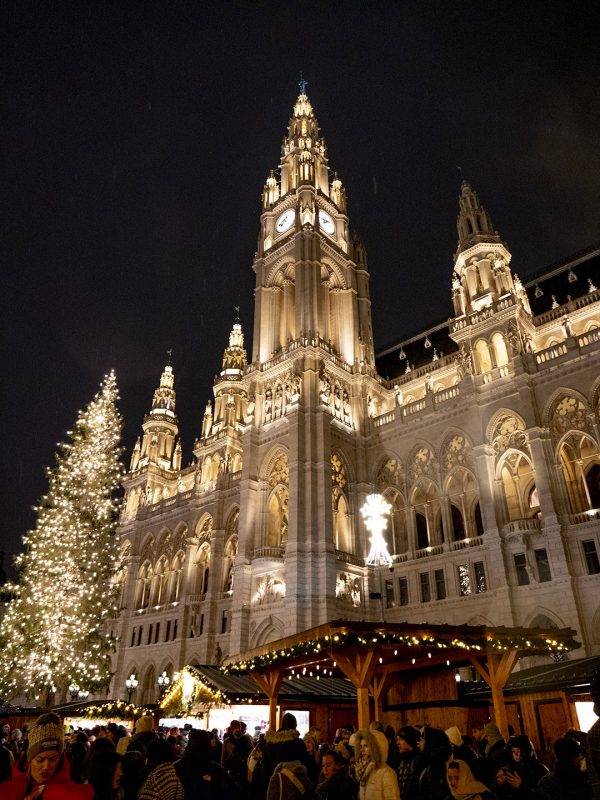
xmin=474 ymin=562 xmax=487 ymax=593
xmin=458 ymin=564 xmax=471 ymax=596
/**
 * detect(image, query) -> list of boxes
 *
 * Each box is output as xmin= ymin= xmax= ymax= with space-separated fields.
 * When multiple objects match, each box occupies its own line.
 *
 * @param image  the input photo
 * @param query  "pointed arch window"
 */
xmin=558 ymin=433 xmax=600 ymax=513
xmin=499 ymin=451 xmax=539 ymax=521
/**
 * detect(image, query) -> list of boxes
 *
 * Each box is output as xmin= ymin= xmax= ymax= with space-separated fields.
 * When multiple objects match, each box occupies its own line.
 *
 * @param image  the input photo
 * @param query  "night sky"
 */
xmin=2 ymin=1 xmax=600 ymax=577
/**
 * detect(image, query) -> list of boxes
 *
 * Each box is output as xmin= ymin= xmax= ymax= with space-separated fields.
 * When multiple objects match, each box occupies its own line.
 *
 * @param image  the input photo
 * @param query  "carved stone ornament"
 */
xmin=377 ymin=458 xmax=403 ymax=489
xmin=268 ymin=454 xmax=289 ymax=488
xmin=331 ymin=453 xmax=347 ymax=489
xmin=442 ymin=434 xmax=471 ymax=472
xmin=409 ymin=446 xmax=436 ymax=483
xmin=490 ymin=414 xmax=529 ymax=455
xmin=336 ymin=572 xmax=362 ymax=607
xmin=550 ymin=395 xmax=589 ymax=437
xmin=253 ymin=573 xmax=285 ymax=605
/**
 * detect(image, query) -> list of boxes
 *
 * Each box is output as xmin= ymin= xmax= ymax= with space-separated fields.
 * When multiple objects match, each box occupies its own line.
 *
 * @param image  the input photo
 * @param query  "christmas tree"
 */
xmin=0 ymin=372 xmax=124 ymax=702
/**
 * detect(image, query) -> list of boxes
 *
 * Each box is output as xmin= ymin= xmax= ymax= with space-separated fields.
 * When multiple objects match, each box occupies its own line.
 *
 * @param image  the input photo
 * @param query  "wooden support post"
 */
xmin=250 ymin=668 xmax=283 ymax=731
xmin=332 ymin=647 xmax=377 ymax=729
xmin=470 ymin=649 xmax=519 ymax=739
xmin=370 ymin=672 xmax=390 ymax=722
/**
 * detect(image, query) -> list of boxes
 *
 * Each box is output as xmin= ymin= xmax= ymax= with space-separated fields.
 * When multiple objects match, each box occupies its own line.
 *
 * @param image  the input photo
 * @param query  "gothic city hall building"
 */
xmin=110 ymin=89 xmax=600 ymax=703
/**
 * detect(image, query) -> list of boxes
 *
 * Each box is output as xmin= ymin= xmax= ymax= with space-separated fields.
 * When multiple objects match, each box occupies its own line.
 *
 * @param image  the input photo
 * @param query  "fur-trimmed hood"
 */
xmin=265 ymin=728 xmax=299 ymax=745
xmin=356 ymin=728 xmax=388 ymax=769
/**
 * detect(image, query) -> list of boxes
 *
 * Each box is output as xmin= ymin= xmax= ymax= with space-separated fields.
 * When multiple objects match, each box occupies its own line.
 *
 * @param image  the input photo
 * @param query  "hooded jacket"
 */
xmin=355 ymin=728 xmax=399 ymax=800
xmin=3 ymin=753 xmax=94 ymax=800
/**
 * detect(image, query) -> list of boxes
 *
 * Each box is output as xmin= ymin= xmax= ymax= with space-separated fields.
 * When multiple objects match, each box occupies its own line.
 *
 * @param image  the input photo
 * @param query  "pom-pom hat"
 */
xmin=27 ymin=713 xmax=64 ymax=761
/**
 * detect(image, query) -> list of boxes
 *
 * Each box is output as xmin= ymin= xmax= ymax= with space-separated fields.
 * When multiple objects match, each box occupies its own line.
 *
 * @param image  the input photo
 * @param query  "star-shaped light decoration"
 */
xmin=362 ymin=493 xmax=393 ymax=566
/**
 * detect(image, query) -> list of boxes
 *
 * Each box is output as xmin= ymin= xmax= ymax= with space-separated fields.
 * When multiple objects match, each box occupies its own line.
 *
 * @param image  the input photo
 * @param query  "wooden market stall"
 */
xmin=222 ymin=619 xmax=580 ymax=737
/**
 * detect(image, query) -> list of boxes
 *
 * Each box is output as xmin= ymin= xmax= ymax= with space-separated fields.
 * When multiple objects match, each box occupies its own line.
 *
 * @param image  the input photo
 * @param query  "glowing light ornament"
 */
xmin=362 ymin=493 xmax=393 ymax=566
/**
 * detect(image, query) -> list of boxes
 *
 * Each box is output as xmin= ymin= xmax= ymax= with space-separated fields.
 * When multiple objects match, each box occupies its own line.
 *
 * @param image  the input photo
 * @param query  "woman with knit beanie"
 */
xmin=353 ymin=728 xmax=399 ymax=800
xmin=395 ymin=725 xmax=423 ymax=800
xmin=2 ymin=712 xmax=93 ymax=799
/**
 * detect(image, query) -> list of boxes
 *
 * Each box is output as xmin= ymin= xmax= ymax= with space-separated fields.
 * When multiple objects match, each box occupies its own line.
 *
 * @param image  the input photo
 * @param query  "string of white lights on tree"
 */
xmin=0 ymin=372 xmax=124 ymax=702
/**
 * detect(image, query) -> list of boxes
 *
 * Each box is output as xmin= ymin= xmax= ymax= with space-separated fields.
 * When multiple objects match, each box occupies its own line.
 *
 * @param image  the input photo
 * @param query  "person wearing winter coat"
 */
xmin=86 ymin=749 xmax=124 ymax=800
xmin=503 ymin=736 xmax=547 ymax=790
xmin=2 ymin=712 xmax=94 ymax=800
xmin=259 ymin=712 xmax=302 ymax=795
xmin=446 ymin=727 xmax=478 ymax=772
xmin=175 ymin=728 xmax=241 ymax=800
xmin=267 ymin=738 xmax=317 ymax=800
xmin=317 ymin=749 xmax=359 ymax=800
xmin=138 ymin=738 xmax=185 ymax=800
xmin=125 ymin=715 xmax=156 ymax=754
xmin=354 ymin=728 xmax=399 ymax=800
xmin=534 ymin=736 xmax=592 ymax=800
xmin=417 ymin=727 xmax=452 ymax=800
xmin=446 ymin=759 xmax=494 ymax=800
xmin=394 ymin=725 xmax=423 ymax=800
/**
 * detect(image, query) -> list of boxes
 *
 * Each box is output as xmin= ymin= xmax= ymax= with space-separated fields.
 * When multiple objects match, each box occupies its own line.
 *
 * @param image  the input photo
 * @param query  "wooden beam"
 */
xmin=370 ymin=672 xmax=390 ymax=722
xmin=470 ymin=650 xmax=520 ymax=739
xmin=250 ymin=669 xmax=283 ymax=730
xmin=333 ymin=647 xmax=377 ymax=728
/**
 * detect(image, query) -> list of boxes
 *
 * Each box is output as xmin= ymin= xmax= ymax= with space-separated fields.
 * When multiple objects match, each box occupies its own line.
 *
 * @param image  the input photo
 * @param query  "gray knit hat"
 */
xmin=27 ymin=712 xmax=64 ymax=761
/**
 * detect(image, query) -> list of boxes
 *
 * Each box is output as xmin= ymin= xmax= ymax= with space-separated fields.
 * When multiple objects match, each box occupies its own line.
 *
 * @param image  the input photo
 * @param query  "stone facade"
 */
xmin=109 ymin=90 xmax=600 ymax=705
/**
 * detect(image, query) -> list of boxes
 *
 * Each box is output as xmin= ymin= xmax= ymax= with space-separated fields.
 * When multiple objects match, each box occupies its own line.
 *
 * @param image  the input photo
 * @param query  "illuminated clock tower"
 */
xmin=226 ymin=81 xmax=381 ymax=651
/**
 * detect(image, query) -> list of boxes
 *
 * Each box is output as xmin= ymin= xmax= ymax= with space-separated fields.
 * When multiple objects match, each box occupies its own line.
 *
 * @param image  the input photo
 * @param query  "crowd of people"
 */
xmin=0 ymin=710 xmax=598 ymax=799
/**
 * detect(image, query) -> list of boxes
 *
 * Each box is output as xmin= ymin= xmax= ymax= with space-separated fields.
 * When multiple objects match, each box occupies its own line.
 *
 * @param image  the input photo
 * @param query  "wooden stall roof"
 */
xmin=463 ymin=653 xmax=600 ymax=698
xmin=222 ymin=619 xmax=580 ymax=675
xmin=189 ymin=665 xmax=356 ymax=702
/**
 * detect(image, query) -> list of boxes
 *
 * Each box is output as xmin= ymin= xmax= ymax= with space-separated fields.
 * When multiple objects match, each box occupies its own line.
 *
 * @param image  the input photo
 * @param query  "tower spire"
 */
xmin=455 ymin=181 xmax=501 ymax=256
xmin=137 ymin=362 xmax=180 ymax=470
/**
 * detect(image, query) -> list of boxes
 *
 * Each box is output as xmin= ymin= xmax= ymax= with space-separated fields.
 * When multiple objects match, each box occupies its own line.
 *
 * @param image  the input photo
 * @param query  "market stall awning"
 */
xmin=222 ymin=619 xmax=580 ymax=734
xmin=159 ymin=664 xmax=357 ymax=716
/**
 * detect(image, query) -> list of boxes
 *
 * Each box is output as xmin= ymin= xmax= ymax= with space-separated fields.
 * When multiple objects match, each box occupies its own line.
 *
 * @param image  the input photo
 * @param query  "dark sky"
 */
xmin=2 ymin=1 xmax=600 ymax=576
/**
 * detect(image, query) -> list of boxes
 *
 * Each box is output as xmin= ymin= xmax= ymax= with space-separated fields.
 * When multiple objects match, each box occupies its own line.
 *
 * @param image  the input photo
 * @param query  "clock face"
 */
xmin=275 ymin=210 xmax=295 ymax=234
xmin=318 ymin=210 xmax=335 ymax=235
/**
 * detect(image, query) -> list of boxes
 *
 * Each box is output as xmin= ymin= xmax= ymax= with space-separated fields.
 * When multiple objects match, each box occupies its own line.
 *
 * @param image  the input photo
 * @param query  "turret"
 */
xmin=211 ymin=318 xmax=248 ymax=432
xmin=137 ymin=363 xmax=180 ymax=470
xmin=452 ymin=182 xmax=515 ymax=314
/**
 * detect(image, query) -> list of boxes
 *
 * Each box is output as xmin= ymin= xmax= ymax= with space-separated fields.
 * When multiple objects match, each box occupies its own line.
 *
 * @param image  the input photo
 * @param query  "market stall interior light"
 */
xmin=362 ymin=493 xmax=393 ymax=566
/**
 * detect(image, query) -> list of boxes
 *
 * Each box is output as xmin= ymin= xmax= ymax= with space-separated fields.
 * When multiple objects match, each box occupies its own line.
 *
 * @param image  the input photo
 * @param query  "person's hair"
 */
xmin=279 ymin=737 xmax=307 ymax=763
xmin=183 ymin=729 xmax=211 ymax=761
xmin=146 ymin=738 xmax=175 ymax=768
xmin=87 ymin=749 xmax=122 ymax=800
xmin=280 ymin=713 xmax=297 ymax=731
xmin=322 ymin=749 xmax=344 ymax=765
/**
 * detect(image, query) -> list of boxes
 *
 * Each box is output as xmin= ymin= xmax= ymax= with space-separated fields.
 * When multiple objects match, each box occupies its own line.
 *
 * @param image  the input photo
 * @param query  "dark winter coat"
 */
xmin=267 ymin=759 xmax=317 ymax=800
xmin=175 ymin=755 xmax=241 ymax=800
xmin=316 ymin=765 xmax=359 ymax=800
xmin=259 ymin=728 xmax=301 ymax=794
xmin=534 ymin=764 xmax=593 ymax=800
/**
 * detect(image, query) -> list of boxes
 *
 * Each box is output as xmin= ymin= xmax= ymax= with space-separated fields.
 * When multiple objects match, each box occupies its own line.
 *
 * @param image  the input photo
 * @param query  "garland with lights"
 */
xmin=83 ymin=700 xmax=147 ymax=720
xmin=221 ymin=629 xmax=576 ymax=675
xmin=0 ymin=372 xmax=124 ymax=702
xmin=159 ymin=667 xmax=227 ymax=716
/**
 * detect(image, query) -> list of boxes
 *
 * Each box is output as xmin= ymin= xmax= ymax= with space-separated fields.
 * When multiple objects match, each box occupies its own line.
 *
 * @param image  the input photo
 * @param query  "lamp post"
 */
xmin=125 ymin=673 xmax=138 ymax=703
xmin=157 ymin=670 xmax=170 ymax=698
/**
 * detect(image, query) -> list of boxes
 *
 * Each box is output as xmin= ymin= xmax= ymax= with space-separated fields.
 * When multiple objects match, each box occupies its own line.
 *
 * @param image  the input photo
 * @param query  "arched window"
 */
xmin=333 ymin=489 xmax=352 ymax=552
xmin=558 ymin=434 xmax=600 ymax=512
xmin=223 ymin=535 xmax=238 ymax=592
xmin=474 ymin=339 xmax=493 ymax=374
xmin=383 ymin=489 xmax=407 ymax=555
xmin=491 ymin=332 xmax=509 ymax=367
xmin=169 ymin=552 xmax=184 ymax=602
xmin=136 ymin=562 xmax=152 ymax=610
xmin=194 ymin=544 xmax=211 ymax=596
xmin=499 ymin=452 xmax=538 ymax=521
xmin=152 ymin=557 xmax=168 ymax=606
xmin=446 ymin=468 xmax=481 ymax=540
xmin=264 ymin=454 xmax=289 ymax=549
xmin=332 ymin=453 xmax=353 ymax=553
xmin=412 ymin=481 xmax=445 ymax=549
